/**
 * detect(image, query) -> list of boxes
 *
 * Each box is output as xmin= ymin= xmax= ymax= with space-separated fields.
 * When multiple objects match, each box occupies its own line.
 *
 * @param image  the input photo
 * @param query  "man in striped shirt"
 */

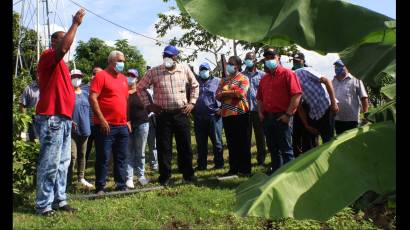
xmin=135 ymin=45 xmax=199 ymax=186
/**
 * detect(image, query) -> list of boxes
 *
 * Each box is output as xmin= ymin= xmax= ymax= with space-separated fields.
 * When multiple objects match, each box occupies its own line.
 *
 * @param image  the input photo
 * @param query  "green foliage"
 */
xmin=114 ymin=39 xmax=147 ymax=77
xmin=70 ymin=38 xmax=146 ymax=83
xmin=235 ymin=121 xmax=395 ymax=221
xmin=12 ymin=70 xmax=39 ymax=203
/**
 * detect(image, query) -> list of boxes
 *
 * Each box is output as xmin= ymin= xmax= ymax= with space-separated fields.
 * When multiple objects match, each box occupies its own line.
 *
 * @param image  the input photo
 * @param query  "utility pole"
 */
xmin=45 ymin=0 xmax=51 ymax=48
xmin=36 ymin=0 xmax=40 ymax=62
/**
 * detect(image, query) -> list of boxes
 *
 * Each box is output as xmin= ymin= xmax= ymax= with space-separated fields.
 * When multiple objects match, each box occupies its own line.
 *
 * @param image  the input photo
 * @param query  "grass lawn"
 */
xmin=13 ymin=130 xmax=382 ymax=229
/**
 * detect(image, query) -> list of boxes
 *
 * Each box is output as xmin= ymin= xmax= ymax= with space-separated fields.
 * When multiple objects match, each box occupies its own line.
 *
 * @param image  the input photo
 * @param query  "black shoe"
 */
xmin=115 ymin=187 xmax=129 ymax=192
xmin=40 ymin=210 xmax=55 ymax=217
xmin=183 ymin=175 xmax=198 ymax=183
xmin=159 ymin=178 xmax=170 ymax=187
xmin=195 ymin=166 xmax=206 ymax=171
xmin=57 ymin=205 xmax=77 ymax=213
xmin=95 ymin=190 xmax=106 ymax=196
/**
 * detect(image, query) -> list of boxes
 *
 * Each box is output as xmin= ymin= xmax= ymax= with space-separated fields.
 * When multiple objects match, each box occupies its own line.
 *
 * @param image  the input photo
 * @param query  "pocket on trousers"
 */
xmin=48 ymin=116 xmax=62 ymax=130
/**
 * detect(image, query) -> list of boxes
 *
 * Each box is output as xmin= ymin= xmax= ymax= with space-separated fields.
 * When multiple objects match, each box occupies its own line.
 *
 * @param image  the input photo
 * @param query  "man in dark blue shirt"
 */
xmin=193 ymin=62 xmax=224 ymax=170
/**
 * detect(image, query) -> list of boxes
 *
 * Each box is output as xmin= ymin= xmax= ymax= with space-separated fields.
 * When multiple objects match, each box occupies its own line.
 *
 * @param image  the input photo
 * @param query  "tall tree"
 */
xmin=70 ymin=38 xmax=146 ymax=82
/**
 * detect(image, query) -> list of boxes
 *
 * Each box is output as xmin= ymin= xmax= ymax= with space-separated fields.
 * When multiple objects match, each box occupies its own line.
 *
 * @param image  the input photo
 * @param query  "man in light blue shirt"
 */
xmin=242 ymin=52 xmax=267 ymax=166
xmin=193 ymin=62 xmax=224 ymax=170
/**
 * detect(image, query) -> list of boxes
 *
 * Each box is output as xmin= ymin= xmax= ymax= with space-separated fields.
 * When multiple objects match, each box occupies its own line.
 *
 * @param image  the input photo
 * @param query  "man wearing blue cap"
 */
xmin=332 ymin=60 xmax=368 ymax=134
xmin=193 ymin=62 xmax=224 ymax=171
xmin=136 ymin=45 xmax=199 ymax=186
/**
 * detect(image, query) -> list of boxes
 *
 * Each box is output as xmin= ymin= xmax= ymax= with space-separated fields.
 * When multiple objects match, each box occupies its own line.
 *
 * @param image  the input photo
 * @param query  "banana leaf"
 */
xmin=176 ymin=0 xmax=393 ymax=53
xmin=366 ymin=100 xmax=396 ymax=123
xmin=381 ymin=83 xmax=396 ymax=100
xmin=235 ymin=121 xmax=395 ymax=221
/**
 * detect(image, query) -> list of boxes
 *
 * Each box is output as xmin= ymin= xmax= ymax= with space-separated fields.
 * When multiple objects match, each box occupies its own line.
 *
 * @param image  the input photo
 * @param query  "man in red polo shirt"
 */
xmin=89 ymin=50 xmax=129 ymax=194
xmin=34 ymin=9 xmax=85 ymax=216
xmin=256 ymin=49 xmax=302 ymax=174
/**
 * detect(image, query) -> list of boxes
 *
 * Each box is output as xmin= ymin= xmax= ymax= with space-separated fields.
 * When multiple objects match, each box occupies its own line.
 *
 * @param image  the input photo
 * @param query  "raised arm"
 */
xmin=55 ymin=9 xmax=85 ymax=62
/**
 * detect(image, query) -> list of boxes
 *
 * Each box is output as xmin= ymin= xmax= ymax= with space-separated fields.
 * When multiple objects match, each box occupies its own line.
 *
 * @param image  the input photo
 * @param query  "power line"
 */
xmin=66 ymin=0 xmax=218 ymax=55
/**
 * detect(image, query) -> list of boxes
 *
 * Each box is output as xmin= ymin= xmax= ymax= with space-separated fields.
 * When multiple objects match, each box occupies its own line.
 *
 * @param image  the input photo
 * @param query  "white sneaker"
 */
xmin=80 ymin=179 xmax=94 ymax=188
xmin=138 ymin=177 xmax=150 ymax=186
xmin=126 ymin=179 xmax=135 ymax=189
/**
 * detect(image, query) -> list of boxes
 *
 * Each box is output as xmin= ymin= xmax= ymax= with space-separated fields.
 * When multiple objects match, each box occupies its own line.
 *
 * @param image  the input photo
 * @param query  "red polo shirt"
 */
xmin=36 ymin=49 xmax=75 ymax=119
xmin=256 ymin=65 xmax=302 ymax=113
xmin=90 ymin=70 xmax=128 ymax=125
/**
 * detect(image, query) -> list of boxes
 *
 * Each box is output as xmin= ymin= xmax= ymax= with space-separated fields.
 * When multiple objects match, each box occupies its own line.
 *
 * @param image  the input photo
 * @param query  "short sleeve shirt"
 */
xmin=36 ymin=49 xmax=75 ymax=118
xmin=295 ymin=67 xmax=330 ymax=120
xmin=256 ymin=66 xmax=302 ymax=114
xmin=242 ymin=69 xmax=265 ymax=112
xmin=90 ymin=70 xmax=128 ymax=126
xmin=332 ymin=74 xmax=368 ymax=122
xmin=20 ymin=82 xmax=40 ymax=109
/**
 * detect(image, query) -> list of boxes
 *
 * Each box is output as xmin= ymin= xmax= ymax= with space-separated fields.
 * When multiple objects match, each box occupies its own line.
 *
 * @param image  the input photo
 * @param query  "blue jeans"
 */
xmin=146 ymin=117 xmax=158 ymax=169
xmin=194 ymin=114 xmax=224 ymax=168
xmin=127 ymin=122 xmax=149 ymax=180
xmin=263 ymin=114 xmax=295 ymax=172
xmin=94 ymin=125 xmax=129 ymax=191
xmin=34 ymin=115 xmax=72 ymax=214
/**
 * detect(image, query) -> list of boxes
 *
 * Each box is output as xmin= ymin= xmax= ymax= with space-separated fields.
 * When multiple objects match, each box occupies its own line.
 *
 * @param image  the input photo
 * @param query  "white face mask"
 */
xmin=72 ymin=78 xmax=82 ymax=87
xmin=163 ymin=57 xmax=175 ymax=68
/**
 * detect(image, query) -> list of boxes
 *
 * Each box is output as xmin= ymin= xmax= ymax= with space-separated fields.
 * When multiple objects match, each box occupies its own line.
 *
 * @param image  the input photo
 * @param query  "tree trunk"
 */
xmin=233 ymin=39 xmax=238 ymax=56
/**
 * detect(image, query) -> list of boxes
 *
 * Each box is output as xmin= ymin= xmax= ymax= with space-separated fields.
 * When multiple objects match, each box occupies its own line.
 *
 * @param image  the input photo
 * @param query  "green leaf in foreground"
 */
xmin=235 ymin=121 xmax=395 ymax=221
xmin=176 ymin=0 xmax=393 ymax=53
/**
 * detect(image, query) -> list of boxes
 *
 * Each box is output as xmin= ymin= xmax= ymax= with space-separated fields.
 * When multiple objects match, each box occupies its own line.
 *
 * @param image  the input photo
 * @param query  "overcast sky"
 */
xmin=13 ymin=0 xmax=396 ymax=78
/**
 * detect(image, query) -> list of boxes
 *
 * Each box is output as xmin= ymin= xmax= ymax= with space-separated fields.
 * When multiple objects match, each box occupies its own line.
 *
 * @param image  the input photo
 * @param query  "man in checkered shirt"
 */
xmin=135 ymin=45 xmax=199 ymax=186
xmin=293 ymin=53 xmax=339 ymax=150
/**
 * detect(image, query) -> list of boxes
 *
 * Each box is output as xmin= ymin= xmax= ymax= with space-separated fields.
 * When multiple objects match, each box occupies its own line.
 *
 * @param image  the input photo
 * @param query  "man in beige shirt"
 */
xmin=136 ymin=45 xmax=199 ymax=186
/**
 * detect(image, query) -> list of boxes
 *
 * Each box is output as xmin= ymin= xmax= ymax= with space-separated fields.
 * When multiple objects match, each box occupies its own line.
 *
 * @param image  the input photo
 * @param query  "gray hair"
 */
xmin=108 ymin=50 xmax=124 ymax=63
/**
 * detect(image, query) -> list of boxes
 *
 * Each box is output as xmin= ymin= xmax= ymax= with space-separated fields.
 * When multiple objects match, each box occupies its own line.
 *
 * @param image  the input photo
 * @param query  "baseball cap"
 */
xmin=199 ymin=62 xmax=211 ymax=70
xmin=127 ymin=68 xmax=139 ymax=77
xmin=293 ymin=52 xmax=305 ymax=61
xmin=334 ymin=59 xmax=345 ymax=66
xmin=163 ymin=45 xmax=179 ymax=56
xmin=70 ymin=69 xmax=84 ymax=78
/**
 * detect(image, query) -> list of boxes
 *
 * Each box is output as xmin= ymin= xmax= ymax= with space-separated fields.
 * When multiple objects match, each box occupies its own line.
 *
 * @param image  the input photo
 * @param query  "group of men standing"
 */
xmin=23 ymin=9 xmax=369 ymax=216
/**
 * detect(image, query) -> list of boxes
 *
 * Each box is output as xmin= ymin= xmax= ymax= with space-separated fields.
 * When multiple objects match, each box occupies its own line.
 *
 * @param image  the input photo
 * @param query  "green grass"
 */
xmin=13 ymin=130 xmax=381 ymax=229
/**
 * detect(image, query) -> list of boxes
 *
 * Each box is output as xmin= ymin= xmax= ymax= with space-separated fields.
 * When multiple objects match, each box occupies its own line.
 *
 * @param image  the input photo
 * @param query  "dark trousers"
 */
xmin=156 ymin=112 xmax=194 ymax=182
xmin=223 ymin=113 xmax=252 ymax=174
xmin=94 ymin=125 xmax=129 ymax=191
xmin=194 ymin=114 xmax=224 ymax=169
xmin=308 ymin=108 xmax=335 ymax=143
xmin=249 ymin=111 xmax=267 ymax=165
xmin=292 ymin=115 xmax=318 ymax=157
xmin=334 ymin=120 xmax=358 ymax=135
xmin=85 ymin=125 xmax=97 ymax=163
xmin=263 ymin=114 xmax=294 ymax=172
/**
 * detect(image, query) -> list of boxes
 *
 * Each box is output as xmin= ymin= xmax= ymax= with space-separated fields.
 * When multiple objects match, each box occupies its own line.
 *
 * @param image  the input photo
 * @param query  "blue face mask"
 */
xmin=244 ymin=59 xmax=254 ymax=68
xmin=127 ymin=77 xmax=136 ymax=85
xmin=199 ymin=70 xmax=210 ymax=79
xmin=265 ymin=59 xmax=278 ymax=70
xmin=115 ymin=62 xmax=125 ymax=72
xmin=226 ymin=64 xmax=236 ymax=75
xmin=335 ymin=66 xmax=345 ymax=76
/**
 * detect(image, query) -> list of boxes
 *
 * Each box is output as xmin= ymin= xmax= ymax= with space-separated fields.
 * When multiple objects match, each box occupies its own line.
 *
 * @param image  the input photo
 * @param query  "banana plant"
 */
xmin=176 ymin=0 xmax=396 ymax=221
